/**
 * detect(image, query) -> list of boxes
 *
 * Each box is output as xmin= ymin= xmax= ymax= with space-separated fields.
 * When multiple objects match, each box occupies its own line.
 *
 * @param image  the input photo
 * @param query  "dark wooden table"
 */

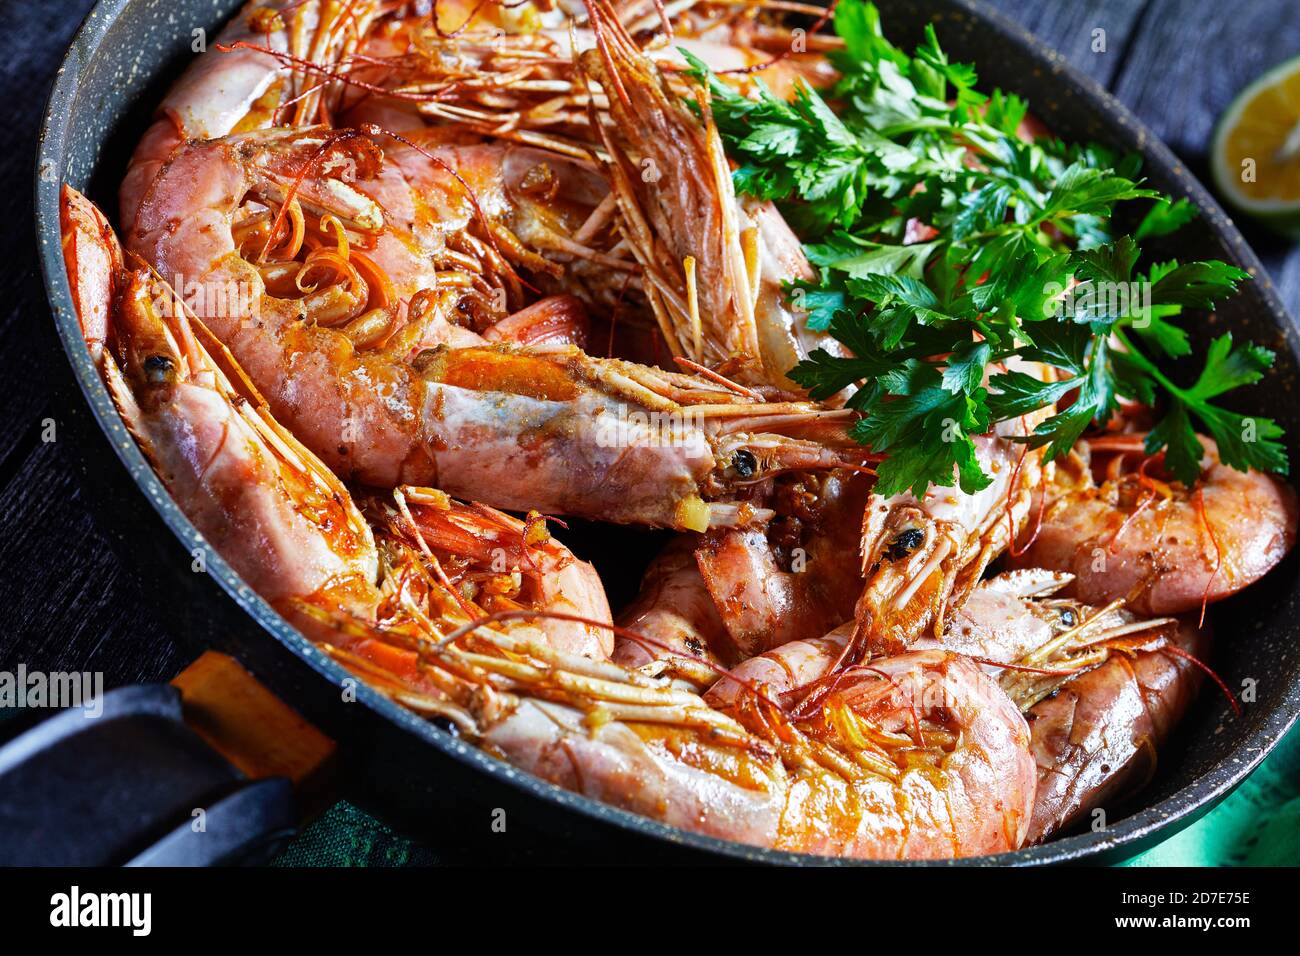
xmin=3 ymin=0 xmax=1299 ymax=857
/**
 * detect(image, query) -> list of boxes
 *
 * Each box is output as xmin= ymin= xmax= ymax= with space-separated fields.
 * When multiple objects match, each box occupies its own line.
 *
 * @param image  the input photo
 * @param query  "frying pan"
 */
xmin=27 ymin=0 xmax=1300 ymax=864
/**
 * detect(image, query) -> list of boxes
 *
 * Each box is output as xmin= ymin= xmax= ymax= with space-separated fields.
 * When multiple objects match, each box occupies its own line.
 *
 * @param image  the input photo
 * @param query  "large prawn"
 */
xmin=121 ymin=0 xmax=386 ymax=233
xmin=849 ymin=408 xmax=1054 ymax=661
xmin=923 ymin=568 xmax=1214 ymax=843
xmin=575 ymin=0 xmax=851 ymax=390
xmin=612 ymin=536 xmax=733 ymax=687
xmin=706 ymin=629 xmax=1038 ymax=857
xmin=64 ymin=185 xmax=611 ymax=659
xmin=1008 ymin=433 xmax=1298 ymax=616
xmin=124 ymin=126 xmax=864 ymax=528
xmin=132 ymin=0 xmax=834 ymax=355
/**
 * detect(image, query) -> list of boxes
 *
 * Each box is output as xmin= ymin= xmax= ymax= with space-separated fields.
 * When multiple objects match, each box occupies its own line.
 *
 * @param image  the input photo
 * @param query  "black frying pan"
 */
xmin=27 ymin=0 xmax=1300 ymax=864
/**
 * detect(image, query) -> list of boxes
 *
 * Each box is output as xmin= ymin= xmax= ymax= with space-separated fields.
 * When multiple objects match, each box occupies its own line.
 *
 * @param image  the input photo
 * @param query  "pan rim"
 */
xmin=33 ymin=0 xmax=1300 ymax=866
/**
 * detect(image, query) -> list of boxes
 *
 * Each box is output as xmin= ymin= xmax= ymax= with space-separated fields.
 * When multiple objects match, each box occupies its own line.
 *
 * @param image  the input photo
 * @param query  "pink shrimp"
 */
xmin=694 ymin=469 xmax=871 ymax=659
xmin=369 ymin=486 xmax=613 ymax=659
xmin=578 ymin=0 xmax=850 ymax=390
xmin=64 ymin=187 xmax=380 ymax=624
xmin=121 ymin=0 xmax=385 ymax=233
xmin=1008 ymin=433 xmax=1298 ymax=615
xmin=706 ymin=629 xmax=1038 ymax=858
xmin=851 ymin=411 xmax=1052 ymax=661
xmin=912 ymin=566 xmax=1214 ymax=843
xmin=612 ymin=536 xmax=733 ymax=687
xmin=1025 ymin=618 xmax=1211 ymax=842
xmin=124 ymin=128 xmax=861 ymax=526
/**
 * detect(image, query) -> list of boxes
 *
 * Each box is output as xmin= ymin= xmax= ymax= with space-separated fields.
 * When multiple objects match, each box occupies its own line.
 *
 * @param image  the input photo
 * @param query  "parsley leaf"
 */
xmin=1135 ymin=197 xmax=1198 ymax=240
xmin=690 ymin=0 xmax=1283 ymax=497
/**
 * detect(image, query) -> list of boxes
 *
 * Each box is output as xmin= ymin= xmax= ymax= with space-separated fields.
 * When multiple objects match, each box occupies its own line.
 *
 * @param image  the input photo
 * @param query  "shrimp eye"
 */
xmin=887 ymin=527 xmax=925 ymax=560
xmin=731 ymin=449 xmax=758 ymax=478
xmin=1059 ymin=608 xmax=1077 ymax=628
xmin=143 ymin=354 xmax=176 ymax=385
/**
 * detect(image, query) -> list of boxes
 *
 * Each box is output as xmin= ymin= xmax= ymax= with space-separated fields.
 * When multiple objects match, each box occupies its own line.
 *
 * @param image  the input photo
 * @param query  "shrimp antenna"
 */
xmin=434 ymin=607 xmax=785 ymax=709
xmin=713 ymin=0 xmax=839 ymax=77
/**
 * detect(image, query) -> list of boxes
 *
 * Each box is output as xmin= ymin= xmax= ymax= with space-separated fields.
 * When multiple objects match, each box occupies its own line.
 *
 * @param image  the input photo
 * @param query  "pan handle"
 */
xmin=0 ymin=653 xmax=336 ymax=866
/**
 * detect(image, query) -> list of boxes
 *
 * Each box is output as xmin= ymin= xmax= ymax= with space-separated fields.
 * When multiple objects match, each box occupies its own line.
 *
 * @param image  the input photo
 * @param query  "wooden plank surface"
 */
xmin=0 ymin=0 xmax=179 ymax=691
xmin=2 ymin=0 xmax=1300 ymax=857
xmin=1105 ymin=0 xmax=1300 ymax=346
xmin=983 ymin=0 xmax=1149 ymax=86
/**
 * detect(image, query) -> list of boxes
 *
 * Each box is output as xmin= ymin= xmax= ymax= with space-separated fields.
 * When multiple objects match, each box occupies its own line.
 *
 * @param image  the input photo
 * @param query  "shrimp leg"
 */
xmin=578 ymin=0 xmax=849 ymax=390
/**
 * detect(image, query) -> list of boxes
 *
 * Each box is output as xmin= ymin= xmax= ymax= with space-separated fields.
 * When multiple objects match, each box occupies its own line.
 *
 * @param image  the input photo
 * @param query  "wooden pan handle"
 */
xmin=171 ymin=651 xmax=339 ymax=820
xmin=0 ymin=660 xmax=325 ymax=865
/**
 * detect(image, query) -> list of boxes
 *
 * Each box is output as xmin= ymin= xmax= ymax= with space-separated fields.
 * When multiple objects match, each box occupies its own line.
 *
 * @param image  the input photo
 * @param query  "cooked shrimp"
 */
xmin=1025 ymin=618 xmax=1210 ymax=842
xmin=925 ymin=570 xmax=1178 ymax=708
xmin=913 ymin=567 xmax=1210 ymax=842
xmin=336 ymin=614 xmax=1039 ymax=859
xmin=63 ymin=188 xmax=380 ymax=621
xmin=851 ymin=412 xmax=1052 ymax=660
xmin=60 ymin=185 xmax=122 ymax=357
xmin=706 ymin=630 xmax=1038 ymax=858
xmin=121 ymin=0 xmax=383 ymax=232
xmin=367 ymin=487 xmax=613 ymax=659
xmin=125 ymin=128 xmax=860 ymax=527
xmin=408 ymin=344 xmax=861 ymax=528
xmin=1008 ymin=433 xmax=1298 ymax=615
xmin=924 ymin=569 xmax=1081 ymax=673
xmin=579 ymin=0 xmax=849 ymax=389
xmin=694 ymin=470 xmax=870 ymax=659
xmin=613 ymin=536 xmax=732 ymax=687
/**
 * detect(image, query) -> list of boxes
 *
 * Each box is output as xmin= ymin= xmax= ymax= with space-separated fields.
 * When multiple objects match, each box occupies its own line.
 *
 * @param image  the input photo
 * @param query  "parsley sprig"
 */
xmin=684 ymin=0 xmax=1287 ymax=497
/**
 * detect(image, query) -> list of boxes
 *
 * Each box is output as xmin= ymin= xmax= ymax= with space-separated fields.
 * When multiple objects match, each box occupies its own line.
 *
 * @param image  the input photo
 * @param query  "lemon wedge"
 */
xmin=1213 ymin=54 xmax=1300 ymax=234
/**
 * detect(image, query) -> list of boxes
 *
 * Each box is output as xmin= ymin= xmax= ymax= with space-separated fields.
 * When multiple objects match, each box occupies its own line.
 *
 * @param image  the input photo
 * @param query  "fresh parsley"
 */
xmin=685 ymin=0 xmax=1287 ymax=496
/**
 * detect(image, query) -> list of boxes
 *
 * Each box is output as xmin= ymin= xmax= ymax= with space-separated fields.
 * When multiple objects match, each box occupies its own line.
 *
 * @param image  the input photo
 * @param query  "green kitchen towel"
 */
xmin=273 ymin=726 xmax=1300 ymax=866
xmin=273 ymin=801 xmax=443 ymax=867
xmin=1124 ymin=724 xmax=1300 ymax=867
